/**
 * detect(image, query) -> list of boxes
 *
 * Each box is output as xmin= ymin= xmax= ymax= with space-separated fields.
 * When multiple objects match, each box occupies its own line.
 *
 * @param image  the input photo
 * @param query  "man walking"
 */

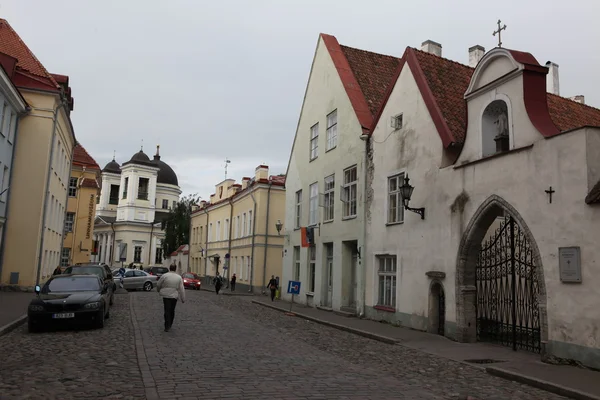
xmin=230 ymin=273 xmax=236 ymax=292
xmin=267 ymin=275 xmax=278 ymax=302
xmin=157 ymin=264 xmax=185 ymax=332
xmin=213 ymin=272 xmax=223 ymax=295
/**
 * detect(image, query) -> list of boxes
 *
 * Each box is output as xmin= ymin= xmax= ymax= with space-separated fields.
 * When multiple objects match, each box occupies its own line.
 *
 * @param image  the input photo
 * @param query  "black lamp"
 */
xmin=275 ymin=220 xmax=283 ymax=235
xmin=399 ymin=175 xmax=425 ymax=220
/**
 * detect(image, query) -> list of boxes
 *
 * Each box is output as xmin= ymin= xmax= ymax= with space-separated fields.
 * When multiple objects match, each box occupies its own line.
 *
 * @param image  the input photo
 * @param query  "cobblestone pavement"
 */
xmin=0 ymin=293 xmax=144 ymax=400
xmin=133 ymin=290 xmax=567 ymax=400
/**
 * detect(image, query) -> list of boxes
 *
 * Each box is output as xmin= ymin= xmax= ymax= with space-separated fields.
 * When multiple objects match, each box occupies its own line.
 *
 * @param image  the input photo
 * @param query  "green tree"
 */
xmin=162 ymin=194 xmax=200 ymax=256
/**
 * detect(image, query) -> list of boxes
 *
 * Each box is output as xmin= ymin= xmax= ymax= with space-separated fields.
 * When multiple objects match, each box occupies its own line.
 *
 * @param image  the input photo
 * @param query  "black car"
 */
xmin=63 ymin=263 xmax=115 ymax=304
xmin=28 ymin=274 xmax=111 ymax=332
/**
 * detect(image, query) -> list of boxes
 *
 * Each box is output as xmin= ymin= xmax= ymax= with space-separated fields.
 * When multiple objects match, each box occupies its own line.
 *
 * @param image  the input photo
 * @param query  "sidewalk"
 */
xmin=0 ymin=291 xmax=33 ymax=335
xmin=253 ymin=298 xmax=600 ymax=400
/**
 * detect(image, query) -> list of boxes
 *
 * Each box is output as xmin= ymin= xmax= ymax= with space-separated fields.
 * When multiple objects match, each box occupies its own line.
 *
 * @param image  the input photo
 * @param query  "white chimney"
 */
xmin=569 ymin=95 xmax=585 ymax=104
xmin=468 ymin=45 xmax=485 ymax=68
xmin=421 ymin=40 xmax=442 ymax=57
xmin=546 ymin=61 xmax=560 ymax=95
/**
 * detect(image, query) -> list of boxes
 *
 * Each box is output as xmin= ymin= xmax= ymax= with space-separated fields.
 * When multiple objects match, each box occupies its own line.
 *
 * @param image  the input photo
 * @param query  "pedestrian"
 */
xmin=139 ymin=265 xmax=143 ymax=270
xmin=267 ymin=275 xmax=278 ymax=302
xmin=230 ymin=273 xmax=236 ymax=291
xmin=157 ymin=264 xmax=186 ymax=332
xmin=213 ymin=272 xmax=223 ymax=295
xmin=52 ymin=265 xmax=62 ymax=276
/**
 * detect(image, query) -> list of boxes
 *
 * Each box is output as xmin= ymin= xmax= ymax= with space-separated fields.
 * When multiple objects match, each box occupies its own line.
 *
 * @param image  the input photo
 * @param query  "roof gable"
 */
xmin=73 ymin=142 xmax=100 ymax=170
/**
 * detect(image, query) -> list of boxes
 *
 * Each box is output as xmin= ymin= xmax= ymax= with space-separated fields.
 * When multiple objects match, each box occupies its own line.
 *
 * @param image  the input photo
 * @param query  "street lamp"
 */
xmin=275 ymin=220 xmax=283 ymax=235
xmin=399 ymin=175 xmax=425 ymax=220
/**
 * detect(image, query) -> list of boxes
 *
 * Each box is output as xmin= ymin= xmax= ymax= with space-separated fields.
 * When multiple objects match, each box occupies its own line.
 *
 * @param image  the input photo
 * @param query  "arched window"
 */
xmin=482 ymin=100 xmax=510 ymax=157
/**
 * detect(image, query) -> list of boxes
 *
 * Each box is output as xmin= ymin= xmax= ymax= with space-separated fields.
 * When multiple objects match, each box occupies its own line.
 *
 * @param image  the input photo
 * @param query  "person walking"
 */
xmin=213 ymin=271 xmax=223 ymax=295
xmin=52 ymin=265 xmax=62 ymax=276
xmin=267 ymin=275 xmax=278 ymax=302
xmin=230 ymin=273 xmax=236 ymax=292
xmin=157 ymin=264 xmax=186 ymax=332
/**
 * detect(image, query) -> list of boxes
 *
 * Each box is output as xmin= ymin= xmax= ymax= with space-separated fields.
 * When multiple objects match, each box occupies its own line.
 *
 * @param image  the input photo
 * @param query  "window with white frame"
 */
xmin=68 ymin=177 xmax=78 ymax=197
xmin=1 ymin=166 xmax=8 ymax=202
xmin=308 ymin=182 xmax=318 ymax=226
xmin=247 ymin=210 xmax=252 ymax=236
xmin=237 ymin=216 xmax=241 ymax=239
xmin=310 ymin=123 xmax=319 ymax=160
xmin=293 ymin=246 xmax=300 ymax=281
xmin=60 ymin=247 xmax=71 ymax=267
xmin=323 ymin=175 xmax=334 ymax=222
xmin=342 ymin=166 xmax=357 ymax=218
xmin=216 ymin=221 xmax=221 ymax=241
xmin=224 ymin=219 xmax=229 ymax=240
xmin=242 ymin=213 xmax=247 ymax=237
xmin=246 ymin=256 xmax=251 ymax=281
xmin=64 ymin=212 xmax=75 ymax=232
xmin=208 ymin=223 xmax=213 ymax=242
xmin=326 ymin=110 xmax=337 ymax=150
xmin=308 ymin=246 xmax=316 ymax=292
xmin=387 ymin=173 xmax=405 ymax=224
xmin=295 ymin=190 xmax=302 ymax=229
xmin=377 ymin=255 xmax=397 ymax=307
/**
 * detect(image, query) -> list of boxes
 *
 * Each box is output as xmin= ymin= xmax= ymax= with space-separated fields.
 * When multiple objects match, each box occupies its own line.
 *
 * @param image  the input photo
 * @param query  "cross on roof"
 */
xmin=493 ymin=19 xmax=507 ymax=47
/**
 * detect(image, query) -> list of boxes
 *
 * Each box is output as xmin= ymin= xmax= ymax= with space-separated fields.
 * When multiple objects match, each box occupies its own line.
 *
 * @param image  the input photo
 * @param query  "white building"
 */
xmin=366 ymin=40 xmax=600 ymax=368
xmin=281 ymin=34 xmax=399 ymax=313
xmin=93 ymin=145 xmax=181 ymax=267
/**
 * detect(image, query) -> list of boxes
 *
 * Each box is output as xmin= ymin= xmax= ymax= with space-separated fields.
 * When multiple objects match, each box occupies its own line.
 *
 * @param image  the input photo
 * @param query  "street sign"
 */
xmin=287 ymin=280 xmax=301 ymax=295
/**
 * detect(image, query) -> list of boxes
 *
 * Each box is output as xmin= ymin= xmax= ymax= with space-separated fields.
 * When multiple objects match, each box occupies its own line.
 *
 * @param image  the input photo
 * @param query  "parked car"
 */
xmin=63 ymin=264 xmax=115 ymax=305
xmin=182 ymin=272 xmax=202 ymax=290
xmin=112 ymin=268 xmax=158 ymax=291
xmin=146 ymin=266 xmax=169 ymax=277
xmin=27 ymin=274 xmax=111 ymax=332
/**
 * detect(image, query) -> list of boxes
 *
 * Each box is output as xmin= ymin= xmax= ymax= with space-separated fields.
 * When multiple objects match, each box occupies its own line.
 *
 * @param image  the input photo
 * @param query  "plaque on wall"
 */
xmin=558 ymin=247 xmax=582 ymax=283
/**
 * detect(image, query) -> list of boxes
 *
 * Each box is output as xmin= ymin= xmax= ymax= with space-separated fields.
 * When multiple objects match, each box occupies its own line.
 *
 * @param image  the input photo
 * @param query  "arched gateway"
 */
xmin=455 ymin=195 xmax=548 ymax=355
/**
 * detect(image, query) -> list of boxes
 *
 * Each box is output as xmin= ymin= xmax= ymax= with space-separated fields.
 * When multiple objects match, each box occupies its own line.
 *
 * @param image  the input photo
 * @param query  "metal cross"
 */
xmin=545 ymin=186 xmax=555 ymax=203
xmin=493 ymin=19 xmax=507 ymax=47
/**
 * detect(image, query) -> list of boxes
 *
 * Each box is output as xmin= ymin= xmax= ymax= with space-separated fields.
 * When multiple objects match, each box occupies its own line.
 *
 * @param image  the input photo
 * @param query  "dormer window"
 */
xmin=482 ymin=100 xmax=510 ymax=157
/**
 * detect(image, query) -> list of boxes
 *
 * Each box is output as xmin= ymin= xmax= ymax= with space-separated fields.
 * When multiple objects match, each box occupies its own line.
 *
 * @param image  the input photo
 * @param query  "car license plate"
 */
xmin=52 ymin=313 xmax=74 ymax=319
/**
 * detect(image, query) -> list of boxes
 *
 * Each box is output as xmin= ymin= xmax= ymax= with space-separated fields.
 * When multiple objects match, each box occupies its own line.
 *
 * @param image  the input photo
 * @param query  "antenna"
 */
xmin=224 ymin=158 xmax=231 ymax=179
xmin=140 ymin=139 xmax=144 ymax=151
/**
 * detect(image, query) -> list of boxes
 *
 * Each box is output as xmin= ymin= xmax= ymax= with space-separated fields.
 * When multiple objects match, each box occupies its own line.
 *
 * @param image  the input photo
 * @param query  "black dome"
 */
xmin=128 ymin=150 xmax=151 ymax=164
xmin=153 ymin=155 xmax=178 ymax=186
xmin=102 ymin=159 xmax=121 ymax=174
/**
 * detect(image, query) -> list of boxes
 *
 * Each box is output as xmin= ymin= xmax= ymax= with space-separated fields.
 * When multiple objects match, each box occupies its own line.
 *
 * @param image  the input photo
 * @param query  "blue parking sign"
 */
xmin=287 ymin=280 xmax=301 ymax=295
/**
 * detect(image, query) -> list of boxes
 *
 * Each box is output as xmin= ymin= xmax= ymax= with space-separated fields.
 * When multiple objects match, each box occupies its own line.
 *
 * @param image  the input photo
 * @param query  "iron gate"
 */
xmin=476 ymin=215 xmax=541 ymax=353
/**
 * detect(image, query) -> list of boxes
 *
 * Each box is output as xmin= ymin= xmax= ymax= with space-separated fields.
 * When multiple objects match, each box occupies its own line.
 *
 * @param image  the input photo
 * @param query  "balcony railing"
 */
xmin=137 ymin=191 xmax=149 ymax=200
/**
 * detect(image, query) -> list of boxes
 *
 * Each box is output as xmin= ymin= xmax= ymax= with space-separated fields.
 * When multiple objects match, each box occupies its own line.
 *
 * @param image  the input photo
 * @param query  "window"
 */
xmin=308 ymin=246 xmax=316 ymax=292
xmin=1 ymin=166 xmax=8 ymax=202
xmin=60 ymin=248 xmax=71 ymax=267
xmin=134 ymin=246 xmax=142 ymax=263
xmin=216 ymin=221 xmax=221 ymax=241
xmin=208 ymin=223 xmax=213 ymax=242
xmin=64 ymin=212 xmax=75 ymax=232
xmin=295 ymin=190 xmax=302 ymax=229
xmin=242 ymin=213 xmax=247 ymax=237
xmin=224 ymin=219 xmax=229 ymax=240
xmin=326 ymin=110 xmax=337 ymax=150
xmin=310 ymin=123 xmax=318 ymax=160
xmin=237 ymin=216 xmax=241 ymax=239
xmin=378 ymin=255 xmax=397 ymax=308
xmin=325 ymin=243 xmax=333 ymax=290
xmin=137 ymin=178 xmax=149 ymax=200
xmin=387 ymin=173 xmax=405 ymax=224
xmin=123 ymin=177 xmax=129 ymax=199
xmin=247 ymin=211 xmax=252 ymax=236
xmin=200 ymin=226 xmax=203 ymax=244
xmin=162 ymin=199 xmax=168 ymax=209
xmin=68 ymin=177 xmax=78 ymax=197
xmin=155 ymin=248 xmax=163 ymax=264
xmin=293 ymin=246 xmax=300 ymax=281
xmin=246 ymin=256 xmax=251 ymax=282
xmin=391 ymin=113 xmax=403 ymax=130
xmin=8 ymin=113 xmax=15 ymax=143
xmin=323 ymin=175 xmax=335 ymax=222
xmin=482 ymin=100 xmax=510 ymax=157
xmin=309 ymin=183 xmax=318 ymax=226
xmin=109 ymin=185 xmax=120 ymax=205
xmin=342 ymin=166 xmax=357 ymax=218
xmin=173 ymin=200 xmax=176 ymax=209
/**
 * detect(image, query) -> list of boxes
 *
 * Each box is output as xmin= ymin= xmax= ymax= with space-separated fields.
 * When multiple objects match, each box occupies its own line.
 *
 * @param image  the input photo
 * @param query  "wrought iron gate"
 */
xmin=476 ymin=215 xmax=541 ymax=353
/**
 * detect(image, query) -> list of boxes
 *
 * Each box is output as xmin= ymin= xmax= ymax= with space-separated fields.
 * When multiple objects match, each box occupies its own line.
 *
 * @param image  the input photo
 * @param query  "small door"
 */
xmin=350 ymin=253 xmax=358 ymax=307
xmin=325 ymin=244 xmax=333 ymax=308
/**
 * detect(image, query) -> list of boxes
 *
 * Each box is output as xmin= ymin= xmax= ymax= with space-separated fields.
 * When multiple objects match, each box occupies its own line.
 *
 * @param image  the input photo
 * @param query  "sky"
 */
xmin=2 ymin=0 xmax=599 ymax=199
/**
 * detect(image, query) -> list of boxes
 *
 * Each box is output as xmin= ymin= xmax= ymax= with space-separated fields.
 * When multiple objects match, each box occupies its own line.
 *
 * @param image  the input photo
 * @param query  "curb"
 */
xmin=251 ymin=300 xmax=400 ymax=345
xmin=486 ymin=366 xmax=600 ymax=400
xmin=200 ymin=287 xmax=254 ymax=296
xmin=0 ymin=314 xmax=27 ymax=337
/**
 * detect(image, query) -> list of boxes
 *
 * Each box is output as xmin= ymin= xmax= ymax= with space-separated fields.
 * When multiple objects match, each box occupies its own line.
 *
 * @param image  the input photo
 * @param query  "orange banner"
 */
xmin=300 ymin=227 xmax=309 ymax=247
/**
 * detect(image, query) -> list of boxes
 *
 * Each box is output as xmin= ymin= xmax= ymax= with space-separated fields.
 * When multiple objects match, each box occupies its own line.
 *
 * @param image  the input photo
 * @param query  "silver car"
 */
xmin=113 ymin=268 xmax=158 ymax=291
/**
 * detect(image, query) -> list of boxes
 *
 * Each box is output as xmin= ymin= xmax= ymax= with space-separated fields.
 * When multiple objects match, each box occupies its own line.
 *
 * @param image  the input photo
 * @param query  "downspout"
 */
xmin=36 ymin=101 xmax=66 ymax=285
xmin=70 ymin=168 xmax=84 ymax=262
xmin=359 ymin=136 xmax=370 ymax=318
xmin=261 ymin=180 xmax=273 ymax=293
xmin=248 ymin=189 xmax=257 ymax=293
xmin=202 ymin=207 xmax=209 ymax=281
xmin=226 ymin=197 xmax=234 ymax=287
xmin=110 ymin=222 xmax=116 ymax=265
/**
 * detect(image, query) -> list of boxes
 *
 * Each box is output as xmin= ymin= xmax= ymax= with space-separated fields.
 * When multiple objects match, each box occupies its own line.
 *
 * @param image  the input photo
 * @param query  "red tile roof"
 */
xmin=73 ymin=142 xmax=100 ymax=170
xmin=0 ymin=19 xmax=59 ymax=90
xmin=80 ymin=178 xmax=99 ymax=189
xmin=547 ymin=94 xmax=600 ymax=132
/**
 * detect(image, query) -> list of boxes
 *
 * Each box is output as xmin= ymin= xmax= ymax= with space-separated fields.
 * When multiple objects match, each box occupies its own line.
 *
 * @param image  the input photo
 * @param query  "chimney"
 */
xmin=255 ymin=165 xmax=269 ymax=181
xmin=468 ymin=45 xmax=485 ymax=68
xmin=241 ymin=177 xmax=251 ymax=190
xmin=421 ymin=40 xmax=442 ymax=57
xmin=545 ymin=61 xmax=560 ymax=95
xmin=569 ymin=95 xmax=585 ymax=104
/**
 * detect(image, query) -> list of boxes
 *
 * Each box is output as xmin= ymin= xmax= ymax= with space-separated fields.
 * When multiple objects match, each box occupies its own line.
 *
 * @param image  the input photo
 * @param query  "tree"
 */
xmin=162 ymin=194 xmax=200 ymax=256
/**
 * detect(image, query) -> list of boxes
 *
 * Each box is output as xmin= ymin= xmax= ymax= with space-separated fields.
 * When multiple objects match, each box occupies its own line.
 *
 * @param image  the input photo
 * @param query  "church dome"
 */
xmin=153 ymin=148 xmax=178 ymax=186
xmin=128 ymin=150 xmax=151 ymax=164
xmin=102 ymin=158 xmax=121 ymax=174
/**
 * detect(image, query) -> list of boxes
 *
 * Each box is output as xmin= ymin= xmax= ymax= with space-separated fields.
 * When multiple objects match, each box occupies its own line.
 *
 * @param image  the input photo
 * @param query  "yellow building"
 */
xmin=62 ymin=143 xmax=101 ymax=266
xmin=0 ymin=19 xmax=77 ymax=288
xmin=190 ymin=165 xmax=285 ymax=293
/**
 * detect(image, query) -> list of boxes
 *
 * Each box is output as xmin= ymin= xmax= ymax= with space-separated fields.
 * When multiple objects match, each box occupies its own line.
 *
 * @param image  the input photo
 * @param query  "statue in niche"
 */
xmin=494 ymin=110 xmax=509 ymax=152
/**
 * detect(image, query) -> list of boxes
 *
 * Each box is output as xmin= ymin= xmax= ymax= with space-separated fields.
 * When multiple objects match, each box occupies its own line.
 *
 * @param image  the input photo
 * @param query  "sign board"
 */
xmin=558 ymin=246 xmax=582 ymax=283
xmin=119 ymin=243 xmax=128 ymax=262
xmin=287 ymin=280 xmax=301 ymax=295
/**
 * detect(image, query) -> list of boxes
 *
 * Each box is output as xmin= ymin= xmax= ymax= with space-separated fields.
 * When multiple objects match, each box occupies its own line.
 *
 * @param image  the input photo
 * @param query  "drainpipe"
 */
xmin=36 ymin=101 xmax=67 ymax=286
xmin=69 ymin=167 xmax=84 ymax=262
xmin=110 ymin=222 xmax=116 ymax=265
xmin=226 ymin=197 xmax=234 ymax=287
xmin=262 ymin=180 xmax=273 ymax=293
xmin=248 ymin=190 xmax=257 ymax=293
xmin=202 ymin=207 xmax=209 ymax=282
xmin=359 ymin=136 xmax=370 ymax=318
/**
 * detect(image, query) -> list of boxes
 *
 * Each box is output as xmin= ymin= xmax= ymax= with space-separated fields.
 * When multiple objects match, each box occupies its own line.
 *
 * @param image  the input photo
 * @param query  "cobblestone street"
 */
xmin=0 ymin=290 xmax=567 ymax=400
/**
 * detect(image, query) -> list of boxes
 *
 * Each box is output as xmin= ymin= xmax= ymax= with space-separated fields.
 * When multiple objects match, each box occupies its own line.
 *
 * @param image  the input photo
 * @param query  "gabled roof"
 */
xmin=547 ymin=94 xmax=600 ymax=132
xmin=73 ymin=142 xmax=100 ymax=170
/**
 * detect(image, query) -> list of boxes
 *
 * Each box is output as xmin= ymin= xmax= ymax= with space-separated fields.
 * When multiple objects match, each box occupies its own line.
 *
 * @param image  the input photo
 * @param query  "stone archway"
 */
xmin=428 ymin=280 xmax=446 ymax=336
xmin=455 ymin=195 xmax=548 ymax=355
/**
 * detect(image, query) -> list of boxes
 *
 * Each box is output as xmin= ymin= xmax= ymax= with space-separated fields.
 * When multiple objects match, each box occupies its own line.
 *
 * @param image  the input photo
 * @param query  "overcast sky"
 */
xmin=3 ymin=0 xmax=599 ymax=199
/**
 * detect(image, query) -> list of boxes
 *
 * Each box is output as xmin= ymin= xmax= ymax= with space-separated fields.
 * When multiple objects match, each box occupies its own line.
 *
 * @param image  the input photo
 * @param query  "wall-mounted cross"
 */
xmin=545 ymin=186 xmax=556 ymax=203
xmin=493 ymin=19 xmax=507 ymax=47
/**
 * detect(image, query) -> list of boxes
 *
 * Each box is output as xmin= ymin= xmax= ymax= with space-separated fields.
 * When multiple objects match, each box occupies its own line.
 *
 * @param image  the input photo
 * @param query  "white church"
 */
xmin=93 ymin=145 xmax=181 ymax=267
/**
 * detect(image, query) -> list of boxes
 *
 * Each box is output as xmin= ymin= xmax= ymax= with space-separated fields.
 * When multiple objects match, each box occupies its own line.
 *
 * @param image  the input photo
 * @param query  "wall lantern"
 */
xmin=399 ymin=175 xmax=425 ymax=220
xmin=275 ymin=220 xmax=283 ymax=235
